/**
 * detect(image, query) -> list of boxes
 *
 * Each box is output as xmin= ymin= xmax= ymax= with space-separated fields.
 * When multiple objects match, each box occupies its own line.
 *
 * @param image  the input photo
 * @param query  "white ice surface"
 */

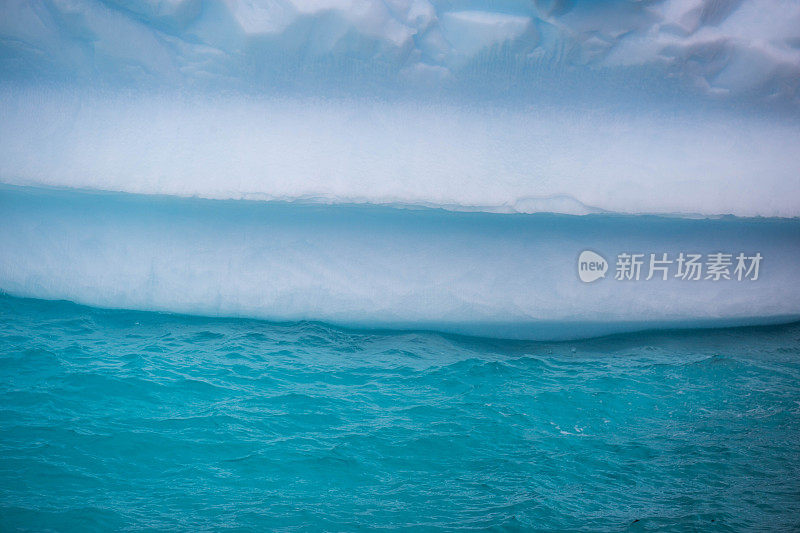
xmin=2 ymin=1 xmax=800 ymax=216
xmin=1 ymin=91 xmax=799 ymax=217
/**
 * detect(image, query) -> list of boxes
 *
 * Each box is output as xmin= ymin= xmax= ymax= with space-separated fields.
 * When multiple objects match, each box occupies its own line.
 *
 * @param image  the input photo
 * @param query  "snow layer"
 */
xmin=1 ymin=0 xmax=799 ymax=101
xmin=1 ymin=185 xmax=799 ymax=340
xmin=2 ymin=1 xmax=800 ymax=217
xmin=1 ymin=90 xmax=799 ymax=217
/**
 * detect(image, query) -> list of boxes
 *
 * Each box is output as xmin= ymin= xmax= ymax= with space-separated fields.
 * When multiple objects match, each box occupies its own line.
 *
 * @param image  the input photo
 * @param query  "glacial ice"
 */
xmin=1 ymin=1 xmax=800 ymax=217
xmin=1 ymin=90 xmax=800 ymax=217
xmin=1 ymin=1 xmax=799 ymax=336
xmin=1 ymin=185 xmax=799 ymax=340
xmin=1 ymin=0 xmax=799 ymax=100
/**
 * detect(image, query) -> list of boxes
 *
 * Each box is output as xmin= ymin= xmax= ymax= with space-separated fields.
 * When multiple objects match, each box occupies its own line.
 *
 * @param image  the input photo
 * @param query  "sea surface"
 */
xmin=1 ymin=294 xmax=799 ymax=531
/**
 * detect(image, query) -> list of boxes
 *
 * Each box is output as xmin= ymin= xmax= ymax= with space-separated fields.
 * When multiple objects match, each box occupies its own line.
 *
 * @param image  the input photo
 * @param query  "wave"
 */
xmin=2 ymin=291 xmax=800 ymax=529
xmin=2 ymin=185 xmax=799 ymax=340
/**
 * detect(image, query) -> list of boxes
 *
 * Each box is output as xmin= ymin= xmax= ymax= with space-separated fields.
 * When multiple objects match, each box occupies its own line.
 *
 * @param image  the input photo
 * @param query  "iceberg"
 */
xmin=1 ymin=1 xmax=799 ymax=217
xmin=2 ymin=0 xmax=799 ymax=218
xmin=1 ymin=0 xmax=799 ymax=339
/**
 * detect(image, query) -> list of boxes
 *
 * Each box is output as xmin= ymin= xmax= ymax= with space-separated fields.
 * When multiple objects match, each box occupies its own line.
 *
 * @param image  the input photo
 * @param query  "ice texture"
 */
xmin=1 ymin=185 xmax=798 ymax=340
xmin=1 ymin=1 xmax=800 ymax=217
xmin=1 ymin=91 xmax=800 ymax=217
xmin=1 ymin=0 xmax=799 ymax=101
xmin=1 ymin=1 xmax=799 ymax=334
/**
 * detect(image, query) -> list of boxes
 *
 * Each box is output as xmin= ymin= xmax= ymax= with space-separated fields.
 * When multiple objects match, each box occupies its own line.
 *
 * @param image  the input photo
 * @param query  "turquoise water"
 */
xmin=1 ymin=294 xmax=799 ymax=531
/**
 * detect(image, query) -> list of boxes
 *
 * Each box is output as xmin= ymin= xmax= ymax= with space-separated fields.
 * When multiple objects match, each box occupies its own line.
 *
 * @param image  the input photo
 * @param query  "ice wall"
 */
xmin=1 ymin=91 xmax=799 ymax=217
xmin=1 ymin=1 xmax=799 ymax=336
xmin=2 ymin=185 xmax=799 ymax=340
xmin=1 ymin=0 xmax=799 ymax=102
xmin=2 ymin=1 xmax=800 ymax=217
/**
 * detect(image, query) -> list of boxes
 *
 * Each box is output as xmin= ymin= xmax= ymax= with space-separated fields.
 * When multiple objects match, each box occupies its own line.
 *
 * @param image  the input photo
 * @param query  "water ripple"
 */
xmin=1 ymin=295 xmax=799 ymax=530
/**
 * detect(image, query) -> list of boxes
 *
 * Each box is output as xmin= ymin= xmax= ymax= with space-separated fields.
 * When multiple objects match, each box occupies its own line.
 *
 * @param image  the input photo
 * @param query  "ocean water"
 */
xmin=1 ymin=294 xmax=799 ymax=532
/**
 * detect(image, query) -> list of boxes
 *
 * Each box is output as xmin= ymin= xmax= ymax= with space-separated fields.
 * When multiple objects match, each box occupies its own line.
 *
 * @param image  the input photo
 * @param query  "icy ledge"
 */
xmin=1 ymin=185 xmax=799 ymax=341
xmin=1 ymin=91 xmax=799 ymax=218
